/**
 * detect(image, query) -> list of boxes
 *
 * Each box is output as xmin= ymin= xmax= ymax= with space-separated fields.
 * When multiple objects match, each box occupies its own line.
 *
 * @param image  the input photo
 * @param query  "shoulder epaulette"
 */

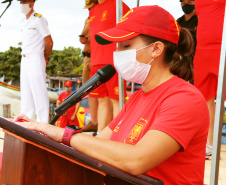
xmin=34 ymin=13 xmax=42 ymax=18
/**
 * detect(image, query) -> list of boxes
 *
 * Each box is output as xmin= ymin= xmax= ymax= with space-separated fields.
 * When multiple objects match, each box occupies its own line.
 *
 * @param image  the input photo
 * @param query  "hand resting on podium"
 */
xmin=13 ymin=114 xmax=65 ymax=143
xmin=13 ymin=113 xmax=182 ymax=177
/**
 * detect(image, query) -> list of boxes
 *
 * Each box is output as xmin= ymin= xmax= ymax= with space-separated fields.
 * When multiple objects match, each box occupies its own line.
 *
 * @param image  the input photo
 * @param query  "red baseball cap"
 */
xmin=65 ymin=81 xmax=73 ymax=87
xmin=95 ymin=5 xmax=181 ymax=45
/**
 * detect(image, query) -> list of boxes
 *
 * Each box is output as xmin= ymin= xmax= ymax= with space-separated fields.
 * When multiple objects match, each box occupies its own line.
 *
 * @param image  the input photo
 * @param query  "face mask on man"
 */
xmin=113 ymin=43 xmax=154 ymax=84
xmin=182 ymin=4 xmax=195 ymax=14
xmin=21 ymin=4 xmax=32 ymax=15
xmin=65 ymin=87 xmax=72 ymax=93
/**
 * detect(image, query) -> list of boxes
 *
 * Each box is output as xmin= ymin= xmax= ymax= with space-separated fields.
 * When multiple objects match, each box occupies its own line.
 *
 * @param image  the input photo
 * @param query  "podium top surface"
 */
xmin=0 ymin=117 xmax=163 ymax=185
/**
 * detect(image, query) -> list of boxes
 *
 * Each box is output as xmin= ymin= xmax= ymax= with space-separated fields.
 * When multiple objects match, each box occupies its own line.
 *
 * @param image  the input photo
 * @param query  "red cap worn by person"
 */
xmin=65 ymin=81 xmax=73 ymax=87
xmin=95 ymin=5 xmax=181 ymax=45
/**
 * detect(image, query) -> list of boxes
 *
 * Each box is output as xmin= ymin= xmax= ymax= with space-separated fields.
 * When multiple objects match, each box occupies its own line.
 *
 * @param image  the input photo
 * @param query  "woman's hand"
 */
xmin=17 ymin=122 xmax=64 ymax=143
xmin=13 ymin=114 xmax=64 ymax=143
xmin=13 ymin=114 xmax=34 ymax=122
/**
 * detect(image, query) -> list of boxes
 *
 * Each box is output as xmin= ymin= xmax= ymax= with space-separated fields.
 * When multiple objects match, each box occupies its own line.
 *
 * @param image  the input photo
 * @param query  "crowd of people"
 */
xmin=15 ymin=0 xmax=226 ymax=183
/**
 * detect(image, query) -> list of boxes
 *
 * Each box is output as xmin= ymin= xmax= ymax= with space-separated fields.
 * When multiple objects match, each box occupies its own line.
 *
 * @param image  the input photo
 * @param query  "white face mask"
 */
xmin=21 ymin=4 xmax=32 ymax=15
xmin=113 ymin=43 xmax=154 ymax=84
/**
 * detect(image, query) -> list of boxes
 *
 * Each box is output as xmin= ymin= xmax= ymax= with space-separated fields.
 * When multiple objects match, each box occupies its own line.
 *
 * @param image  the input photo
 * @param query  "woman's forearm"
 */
xmin=70 ymin=133 xmax=139 ymax=174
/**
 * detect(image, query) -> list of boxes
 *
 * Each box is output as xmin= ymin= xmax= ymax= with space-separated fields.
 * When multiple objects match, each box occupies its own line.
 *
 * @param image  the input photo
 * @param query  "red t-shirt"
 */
xmin=108 ymin=76 xmax=209 ymax=185
xmin=58 ymin=92 xmax=76 ymax=115
xmin=89 ymin=0 xmax=130 ymax=66
xmin=195 ymin=0 xmax=226 ymax=50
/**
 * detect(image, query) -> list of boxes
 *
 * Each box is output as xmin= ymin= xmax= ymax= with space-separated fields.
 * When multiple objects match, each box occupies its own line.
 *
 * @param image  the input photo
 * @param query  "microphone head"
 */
xmin=97 ymin=64 xmax=116 ymax=83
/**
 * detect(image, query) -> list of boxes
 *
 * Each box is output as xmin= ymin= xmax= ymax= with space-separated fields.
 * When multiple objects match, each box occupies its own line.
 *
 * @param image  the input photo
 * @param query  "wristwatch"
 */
xmin=62 ymin=125 xmax=82 ymax=146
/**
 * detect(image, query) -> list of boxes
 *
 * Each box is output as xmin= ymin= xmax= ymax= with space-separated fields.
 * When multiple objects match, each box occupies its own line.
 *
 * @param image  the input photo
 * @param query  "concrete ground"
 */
xmin=0 ymin=130 xmax=225 ymax=184
xmin=204 ymin=144 xmax=226 ymax=185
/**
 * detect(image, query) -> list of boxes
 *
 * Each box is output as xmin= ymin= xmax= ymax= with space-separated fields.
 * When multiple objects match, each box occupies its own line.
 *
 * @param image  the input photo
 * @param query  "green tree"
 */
xmin=72 ymin=63 xmax=84 ymax=75
xmin=0 ymin=46 xmax=22 ymax=81
xmin=47 ymin=47 xmax=83 ymax=76
xmin=0 ymin=46 xmax=84 ymax=81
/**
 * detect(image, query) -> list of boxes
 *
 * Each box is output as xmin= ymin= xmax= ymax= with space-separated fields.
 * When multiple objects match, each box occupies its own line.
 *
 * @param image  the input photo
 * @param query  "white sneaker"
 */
xmin=206 ymin=144 xmax=212 ymax=160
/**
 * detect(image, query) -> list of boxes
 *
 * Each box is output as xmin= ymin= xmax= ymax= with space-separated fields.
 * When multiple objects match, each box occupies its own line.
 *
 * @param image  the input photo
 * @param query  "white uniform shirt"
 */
xmin=21 ymin=11 xmax=51 ymax=55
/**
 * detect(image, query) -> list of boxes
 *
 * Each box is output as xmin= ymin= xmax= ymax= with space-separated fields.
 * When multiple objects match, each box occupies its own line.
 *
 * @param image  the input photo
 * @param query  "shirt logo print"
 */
xmin=101 ymin=11 xmax=108 ymax=21
xmin=124 ymin=118 xmax=148 ymax=145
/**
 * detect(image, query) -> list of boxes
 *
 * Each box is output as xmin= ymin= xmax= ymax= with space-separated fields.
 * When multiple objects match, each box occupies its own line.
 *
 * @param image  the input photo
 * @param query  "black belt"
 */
xmin=82 ymin=51 xmax=90 ymax=58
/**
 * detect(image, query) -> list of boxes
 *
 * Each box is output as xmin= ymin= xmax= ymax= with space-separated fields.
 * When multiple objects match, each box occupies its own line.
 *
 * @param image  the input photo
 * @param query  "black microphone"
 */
xmin=49 ymin=64 xmax=116 ymax=125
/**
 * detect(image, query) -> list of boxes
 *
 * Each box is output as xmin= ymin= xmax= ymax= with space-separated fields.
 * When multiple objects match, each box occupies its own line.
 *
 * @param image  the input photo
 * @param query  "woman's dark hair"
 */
xmin=140 ymin=27 xmax=194 ymax=81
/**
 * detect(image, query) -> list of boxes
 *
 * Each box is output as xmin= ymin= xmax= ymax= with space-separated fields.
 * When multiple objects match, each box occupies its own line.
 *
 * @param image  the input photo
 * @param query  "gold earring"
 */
xmin=152 ymin=54 xmax=155 ymax=58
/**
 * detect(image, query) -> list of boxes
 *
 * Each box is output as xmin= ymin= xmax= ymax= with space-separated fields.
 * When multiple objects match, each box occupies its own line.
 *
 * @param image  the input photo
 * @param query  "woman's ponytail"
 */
xmin=170 ymin=27 xmax=194 ymax=81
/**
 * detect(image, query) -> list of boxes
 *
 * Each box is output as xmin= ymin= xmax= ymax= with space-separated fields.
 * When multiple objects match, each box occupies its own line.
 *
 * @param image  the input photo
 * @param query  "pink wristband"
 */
xmin=62 ymin=126 xmax=82 ymax=146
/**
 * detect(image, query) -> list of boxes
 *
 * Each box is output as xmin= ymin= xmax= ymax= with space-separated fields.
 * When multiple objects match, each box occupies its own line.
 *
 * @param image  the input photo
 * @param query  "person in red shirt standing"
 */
xmin=88 ymin=0 xmax=130 ymax=133
xmin=193 ymin=0 xmax=226 ymax=159
xmin=79 ymin=0 xmax=99 ymax=132
xmin=56 ymin=81 xmax=80 ymax=128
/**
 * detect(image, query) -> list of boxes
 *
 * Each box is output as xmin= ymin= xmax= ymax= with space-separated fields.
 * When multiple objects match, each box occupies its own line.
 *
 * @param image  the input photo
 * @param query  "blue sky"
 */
xmin=0 ymin=0 xmax=183 ymax=52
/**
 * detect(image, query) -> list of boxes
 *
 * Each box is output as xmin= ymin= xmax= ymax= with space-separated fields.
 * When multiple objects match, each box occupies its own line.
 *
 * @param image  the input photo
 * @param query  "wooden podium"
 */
xmin=0 ymin=117 xmax=163 ymax=185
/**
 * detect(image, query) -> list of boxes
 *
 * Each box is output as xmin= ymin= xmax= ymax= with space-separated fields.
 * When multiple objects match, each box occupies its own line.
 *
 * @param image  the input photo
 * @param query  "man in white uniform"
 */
xmin=19 ymin=0 xmax=53 ymax=123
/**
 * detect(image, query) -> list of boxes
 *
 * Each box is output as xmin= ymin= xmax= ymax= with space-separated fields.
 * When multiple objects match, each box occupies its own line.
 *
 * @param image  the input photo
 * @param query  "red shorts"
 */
xmin=89 ymin=65 xmax=127 ymax=99
xmin=57 ymin=114 xmax=79 ymax=128
xmin=194 ymin=48 xmax=221 ymax=101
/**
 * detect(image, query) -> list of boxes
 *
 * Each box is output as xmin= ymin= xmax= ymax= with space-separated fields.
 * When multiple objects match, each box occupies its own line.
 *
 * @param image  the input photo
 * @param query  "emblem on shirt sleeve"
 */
xmin=124 ymin=118 xmax=148 ymax=145
xmin=90 ymin=16 xmax=95 ymax=22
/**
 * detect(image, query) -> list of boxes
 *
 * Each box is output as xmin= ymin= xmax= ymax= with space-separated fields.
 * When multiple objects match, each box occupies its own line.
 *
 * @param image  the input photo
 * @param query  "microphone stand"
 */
xmin=0 ymin=0 xmax=13 ymax=19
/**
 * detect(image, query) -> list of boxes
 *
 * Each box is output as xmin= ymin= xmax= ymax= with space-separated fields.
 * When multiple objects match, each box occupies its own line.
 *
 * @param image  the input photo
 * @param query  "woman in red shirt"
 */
xmin=14 ymin=6 xmax=209 ymax=184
